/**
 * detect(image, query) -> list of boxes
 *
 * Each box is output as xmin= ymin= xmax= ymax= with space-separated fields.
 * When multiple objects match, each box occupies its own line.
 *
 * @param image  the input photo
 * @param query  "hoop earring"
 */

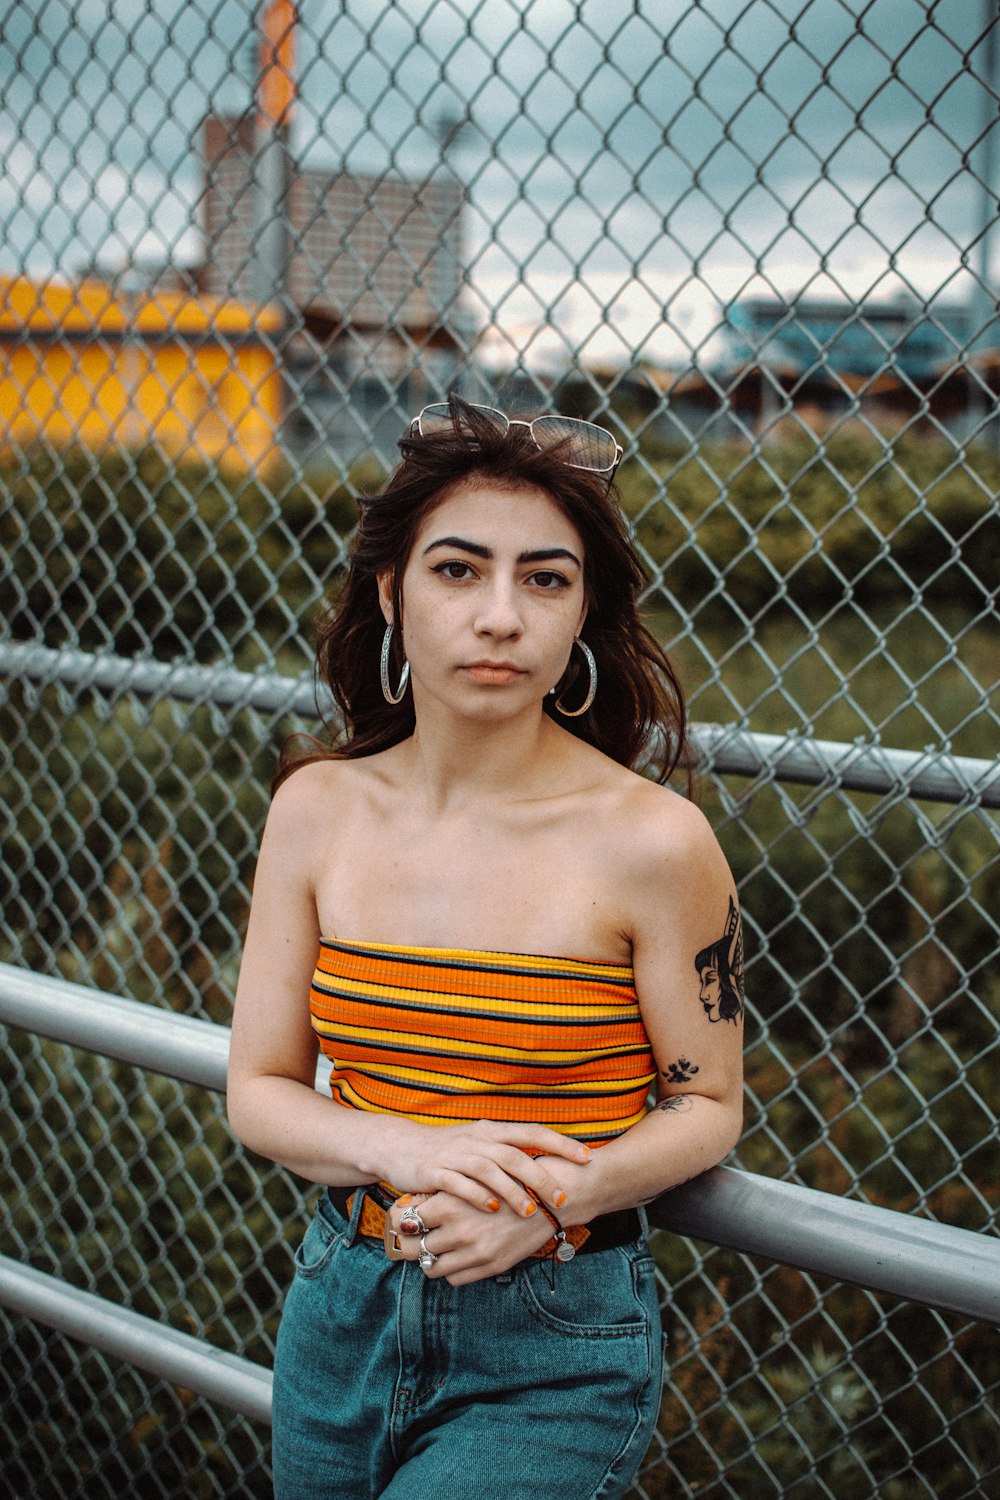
xmin=380 ymin=624 xmax=410 ymax=704
xmin=554 ymin=638 xmax=597 ymax=717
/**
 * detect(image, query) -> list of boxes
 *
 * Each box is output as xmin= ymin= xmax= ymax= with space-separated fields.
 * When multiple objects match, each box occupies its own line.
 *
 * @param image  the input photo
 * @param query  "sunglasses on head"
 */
xmin=407 ymin=402 xmax=624 ymax=481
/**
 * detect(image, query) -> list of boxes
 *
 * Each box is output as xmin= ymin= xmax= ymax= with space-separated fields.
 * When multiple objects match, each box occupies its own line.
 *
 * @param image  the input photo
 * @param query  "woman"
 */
xmin=227 ymin=398 xmax=745 ymax=1499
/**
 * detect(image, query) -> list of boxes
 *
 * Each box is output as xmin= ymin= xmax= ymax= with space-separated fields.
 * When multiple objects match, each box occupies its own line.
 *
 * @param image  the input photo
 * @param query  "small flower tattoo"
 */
xmin=655 ymin=1095 xmax=694 ymax=1114
xmin=662 ymin=1058 xmax=700 ymax=1085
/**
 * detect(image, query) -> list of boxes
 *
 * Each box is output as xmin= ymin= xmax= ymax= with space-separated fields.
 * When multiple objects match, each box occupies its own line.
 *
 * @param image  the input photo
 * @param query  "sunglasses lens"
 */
xmin=412 ymin=406 xmax=619 ymax=476
xmin=417 ymin=403 xmax=508 ymax=438
xmin=530 ymin=415 xmax=619 ymax=472
xmin=415 ymin=403 xmax=458 ymax=435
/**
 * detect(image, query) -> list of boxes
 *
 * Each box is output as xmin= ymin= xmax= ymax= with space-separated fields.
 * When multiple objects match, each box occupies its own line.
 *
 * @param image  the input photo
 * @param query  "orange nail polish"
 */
xmin=523 ymin=1199 xmax=538 ymax=1216
xmin=553 ymin=1190 xmax=567 ymax=1208
xmin=487 ymin=1198 xmax=501 ymax=1212
xmin=397 ymin=1195 xmax=413 ymax=1205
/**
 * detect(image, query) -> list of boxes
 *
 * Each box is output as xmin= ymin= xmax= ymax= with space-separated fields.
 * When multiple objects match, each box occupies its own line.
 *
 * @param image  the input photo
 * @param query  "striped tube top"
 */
xmin=309 ymin=937 xmax=656 ymax=1145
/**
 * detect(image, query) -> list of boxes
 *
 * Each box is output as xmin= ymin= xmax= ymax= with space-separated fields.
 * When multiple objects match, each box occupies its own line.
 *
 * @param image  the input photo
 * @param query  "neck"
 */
xmin=396 ymin=698 xmax=572 ymax=814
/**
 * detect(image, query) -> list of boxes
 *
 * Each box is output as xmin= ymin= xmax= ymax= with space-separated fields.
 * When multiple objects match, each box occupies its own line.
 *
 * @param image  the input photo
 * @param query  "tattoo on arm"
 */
xmin=694 ymin=895 xmax=745 ymax=1025
xmin=654 ymin=1094 xmax=693 ymax=1114
xmin=662 ymin=1057 xmax=699 ymax=1084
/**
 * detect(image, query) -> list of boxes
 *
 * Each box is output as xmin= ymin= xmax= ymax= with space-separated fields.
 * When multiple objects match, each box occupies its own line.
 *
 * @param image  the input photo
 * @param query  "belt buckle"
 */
xmin=383 ymin=1217 xmax=405 ymax=1261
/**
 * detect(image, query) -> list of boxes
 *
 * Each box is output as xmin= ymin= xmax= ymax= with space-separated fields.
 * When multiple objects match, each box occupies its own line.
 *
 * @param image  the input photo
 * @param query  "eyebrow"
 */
xmin=422 ymin=535 xmax=582 ymax=568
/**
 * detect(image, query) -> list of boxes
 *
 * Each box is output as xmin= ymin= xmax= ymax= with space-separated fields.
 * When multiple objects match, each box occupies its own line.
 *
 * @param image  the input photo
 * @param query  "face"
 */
xmin=698 ymin=959 xmax=722 ymax=1021
xmin=378 ymin=479 xmax=587 ymax=721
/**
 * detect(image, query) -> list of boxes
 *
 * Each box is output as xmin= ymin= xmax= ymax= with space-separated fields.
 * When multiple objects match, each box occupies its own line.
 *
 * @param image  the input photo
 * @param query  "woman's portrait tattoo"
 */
xmin=695 ymin=896 xmax=745 ymax=1025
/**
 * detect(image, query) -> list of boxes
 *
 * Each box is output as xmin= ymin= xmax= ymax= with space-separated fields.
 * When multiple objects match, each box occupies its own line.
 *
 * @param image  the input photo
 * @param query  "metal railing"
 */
xmin=2 ymin=961 xmax=997 ymax=1429
xmin=4 ymin=638 xmax=998 ymax=808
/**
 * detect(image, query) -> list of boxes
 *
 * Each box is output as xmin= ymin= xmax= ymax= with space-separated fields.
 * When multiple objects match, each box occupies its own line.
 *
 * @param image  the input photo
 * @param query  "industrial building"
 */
xmin=0 ymin=274 xmax=282 ymax=474
xmin=199 ymin=111 xmax=467 ymax=461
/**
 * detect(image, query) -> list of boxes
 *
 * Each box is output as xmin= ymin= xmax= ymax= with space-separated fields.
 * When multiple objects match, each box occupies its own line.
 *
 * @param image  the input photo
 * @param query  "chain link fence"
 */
xmin=1 ymin=1 xmax=998 ymax=1495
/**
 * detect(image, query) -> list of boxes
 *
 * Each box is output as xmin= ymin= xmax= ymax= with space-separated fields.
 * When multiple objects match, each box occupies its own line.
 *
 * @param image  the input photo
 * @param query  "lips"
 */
xmin=462 ymin=662 xmax=524 ymax=684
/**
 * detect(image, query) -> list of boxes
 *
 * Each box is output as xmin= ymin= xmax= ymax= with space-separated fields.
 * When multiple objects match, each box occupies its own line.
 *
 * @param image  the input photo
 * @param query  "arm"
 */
xmin=227 ymin=768 xmax=589 ymax=1216
xmin=540 ymin=794 xmax=745 ymax=1222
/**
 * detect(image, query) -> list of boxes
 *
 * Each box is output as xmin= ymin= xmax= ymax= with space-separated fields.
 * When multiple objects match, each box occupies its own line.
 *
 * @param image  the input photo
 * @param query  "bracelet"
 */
xmin=524 ymin=1188 xmax=576 ymax=1264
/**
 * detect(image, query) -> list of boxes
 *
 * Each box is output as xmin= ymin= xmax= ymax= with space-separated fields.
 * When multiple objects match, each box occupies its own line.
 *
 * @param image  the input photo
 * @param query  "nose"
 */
xmin=474 ymin=576 xmax=523 ymax=639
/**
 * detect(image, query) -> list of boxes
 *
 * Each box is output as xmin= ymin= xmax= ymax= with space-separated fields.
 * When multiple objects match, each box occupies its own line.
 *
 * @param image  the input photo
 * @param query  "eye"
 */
xmin=433 ymin=560 xmax=477 ymax=581
xmin=528 ymin=569 xmax=570 ymax=590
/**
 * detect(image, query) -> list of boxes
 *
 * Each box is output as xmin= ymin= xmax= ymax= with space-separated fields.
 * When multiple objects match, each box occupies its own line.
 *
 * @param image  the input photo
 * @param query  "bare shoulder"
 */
xmin=270 ymin=752 xmax=391 ymax=825
xmin=258 ymin=756 xmax=374 ymax=875
xmin=595 ymin=769 xmax=736 ymax=934
xmin=609 ymin=768 xmax=724 ymax=870
xmin=601 ymin=774 xmax=745 ymax=1030
xmin=272 ymin=755 xmax=353 ymax=811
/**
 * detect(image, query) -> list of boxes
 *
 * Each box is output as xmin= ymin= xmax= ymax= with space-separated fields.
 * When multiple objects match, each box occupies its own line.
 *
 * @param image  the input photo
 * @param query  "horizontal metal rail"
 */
xmin=0 ymin=638 xmax=320 ymax=717
xmin=0 ymin=961 xmax=332 ymax=1096
xmin=2 ymin=639 xmax=998 ymax=806
xmin=649 ymin=1167 xmax=1000 ymax=1325
xmin=3 ymin=963 xmax=998 ymax=1328
xmin=691 ymin=722 xmax=1000 ymax=808
xmin=0 ymin=1255 xmax=274 ymax=1426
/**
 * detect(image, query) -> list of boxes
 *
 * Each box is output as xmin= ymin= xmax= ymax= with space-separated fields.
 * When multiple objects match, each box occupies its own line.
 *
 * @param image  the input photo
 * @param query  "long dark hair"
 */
xmin=276 ymin=397 xmax=689 ymax=790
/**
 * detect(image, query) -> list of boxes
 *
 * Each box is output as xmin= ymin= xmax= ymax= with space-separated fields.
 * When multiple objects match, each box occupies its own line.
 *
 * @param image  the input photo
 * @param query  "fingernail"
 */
xmin=487 ymin=1198 xmax=501 ymax=1213
xmin=553 ymin=1190 xmax=567 ymax=1208
xmin=397 ymin=1195 xmax=413 ymax=1205
xmin=523 ymin=1199 xmax=538 ymax=1216
xmin=579 ymin=1146 xmax=591 ymax=1160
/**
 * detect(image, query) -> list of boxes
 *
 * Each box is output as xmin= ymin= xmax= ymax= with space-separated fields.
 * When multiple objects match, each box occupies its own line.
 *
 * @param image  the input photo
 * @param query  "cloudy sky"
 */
xmin=1 ymin=0 xmax=996 ymax=367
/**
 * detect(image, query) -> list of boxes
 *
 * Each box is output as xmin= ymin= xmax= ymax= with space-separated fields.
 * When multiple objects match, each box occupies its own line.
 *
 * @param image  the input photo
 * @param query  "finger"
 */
xmin=417 ymin=1245 xmax=495 ymax=1282
xmin=445 ymin=1264 xmax=497 ymax=1287
xmin=398 ymin=1225 xmax=434 ymax=1255
xmin=428 ymin=1163 xmax=542 ymax=1219
xmin=413 ymin=1229 xmax=453 ymax=1277
xmin=487 ymin=1145 xmax=582 ymax=1215
xmin=409 ymin=1139 xmax=578 ymax=1217
xmin=387 ymin=1192 xmax=432 ymax=1234
xmin=423 ymin=1187 xmax=501 ymax=1217
xmin=476 ymin=1120 xmax=591 ymax=1165
xmin=524 ymin=1129 xmax=592 ymax=1165
xmin=510 ymin=1157 xmax=578 ymax=1213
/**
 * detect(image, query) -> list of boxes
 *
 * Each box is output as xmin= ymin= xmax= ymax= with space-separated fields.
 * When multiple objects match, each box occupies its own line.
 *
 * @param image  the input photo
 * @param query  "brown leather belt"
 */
xmin=326 ymin=1184 xmax=641 ymax=1261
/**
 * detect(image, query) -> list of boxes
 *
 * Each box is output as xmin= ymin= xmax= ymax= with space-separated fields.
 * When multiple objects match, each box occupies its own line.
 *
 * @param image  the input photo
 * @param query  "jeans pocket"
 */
xmin=293 ymin=1198 xmax=342 ymax=1280
xmin=516 ymin=1246 xmax=651 ymax=1340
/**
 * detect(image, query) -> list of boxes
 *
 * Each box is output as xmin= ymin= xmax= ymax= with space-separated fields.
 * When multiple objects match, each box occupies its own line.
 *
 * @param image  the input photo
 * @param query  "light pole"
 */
xmin=969 ymin=0 xmax=1000 ymax=444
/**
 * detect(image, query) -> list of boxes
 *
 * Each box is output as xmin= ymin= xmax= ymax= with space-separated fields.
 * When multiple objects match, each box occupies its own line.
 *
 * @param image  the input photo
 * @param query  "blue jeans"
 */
xmin=272 ymin=1188 xmax=666 ymax=1500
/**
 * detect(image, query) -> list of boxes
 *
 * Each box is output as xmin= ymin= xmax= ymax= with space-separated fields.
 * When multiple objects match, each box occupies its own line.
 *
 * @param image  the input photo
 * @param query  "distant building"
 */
xmin=0 ymin=274 xmax=282 ymax=474
xmin=725 ymin=297 xmax=979 ymax=381
xmin=201 ymin=114 xmax=463 ymax=332
xmin=561 ymin=295 xmax=1000 ymax=449
xmin=717 ymin=295 xmax=995 ymax=440
xmin=200 ymin=113 xmax=468 ymax=460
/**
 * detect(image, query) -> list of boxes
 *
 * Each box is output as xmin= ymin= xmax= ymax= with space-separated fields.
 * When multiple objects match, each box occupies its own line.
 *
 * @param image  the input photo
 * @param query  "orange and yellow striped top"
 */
xmin=309 ymin=937 xmax=656 ymax=1145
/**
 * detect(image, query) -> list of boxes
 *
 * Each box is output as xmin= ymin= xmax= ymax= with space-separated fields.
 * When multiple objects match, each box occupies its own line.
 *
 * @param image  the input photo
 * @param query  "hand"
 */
xmin=387 ymin=1191 xmax=557 ymax=1286
xmin=385 ymin=1118 xmax=590 ymax=1219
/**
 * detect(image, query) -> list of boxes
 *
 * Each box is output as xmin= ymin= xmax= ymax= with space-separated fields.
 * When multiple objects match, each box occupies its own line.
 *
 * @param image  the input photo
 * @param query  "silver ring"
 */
xmin=418 ymin=1234 xmax=438 ymax=1270
xmin=399 ymin=1205 xmax=427 ymax=1237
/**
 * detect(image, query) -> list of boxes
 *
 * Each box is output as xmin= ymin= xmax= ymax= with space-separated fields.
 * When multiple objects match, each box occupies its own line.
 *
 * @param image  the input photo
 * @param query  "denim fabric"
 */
xmin=271 ymin=1188 xmax=666 ymax=1500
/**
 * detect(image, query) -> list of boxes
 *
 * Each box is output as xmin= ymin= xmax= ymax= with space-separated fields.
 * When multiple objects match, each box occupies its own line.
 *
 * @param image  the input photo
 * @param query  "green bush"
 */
xmin=3 ymin=438 xmax=996 ymax=673
xmin=616 ymin=430 xmax=999 ymax=621
xmin=1 ymin=447 xmax=366 ymax=666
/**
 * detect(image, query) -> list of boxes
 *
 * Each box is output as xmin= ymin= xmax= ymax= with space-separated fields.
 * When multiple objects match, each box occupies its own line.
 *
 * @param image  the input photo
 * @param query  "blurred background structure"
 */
xmin=1 ymin=2 xmax=998 ymax=1496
